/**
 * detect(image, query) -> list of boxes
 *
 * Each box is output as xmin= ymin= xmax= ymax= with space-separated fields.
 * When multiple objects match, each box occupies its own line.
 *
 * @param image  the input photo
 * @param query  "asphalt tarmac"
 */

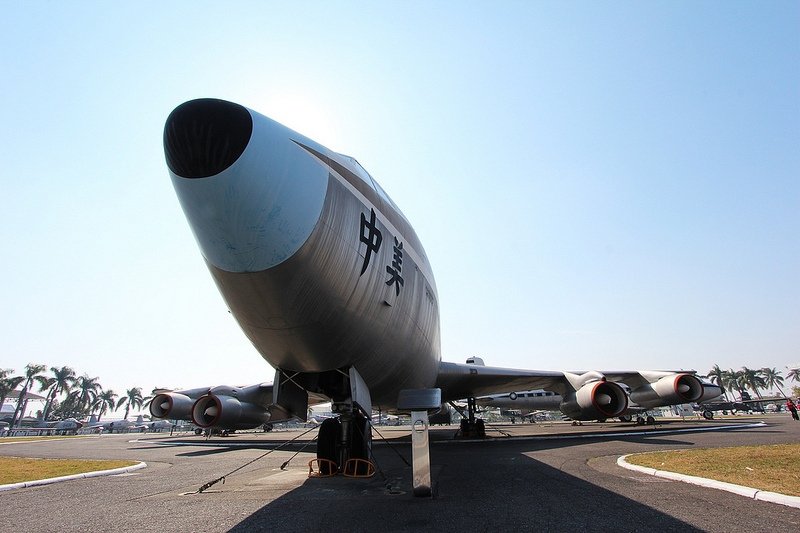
xmin=1 ymin=415 xmax=799 ymax=532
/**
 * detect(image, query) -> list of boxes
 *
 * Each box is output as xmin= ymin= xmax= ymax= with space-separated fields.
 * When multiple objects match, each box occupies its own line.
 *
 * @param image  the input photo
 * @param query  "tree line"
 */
xmin=0 ymin=364 xmax=150 ymax=428
xmin=705 ymin=365 xmax=800 ymax=401
xmin=3 ymin=362 xmax=800 ymax=429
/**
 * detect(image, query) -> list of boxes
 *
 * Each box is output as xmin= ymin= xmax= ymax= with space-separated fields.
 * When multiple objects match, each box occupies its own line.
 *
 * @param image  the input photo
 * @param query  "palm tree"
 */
xmin=71 ymin=375 xmax=102 ymax=417
xmin=116 ymin=387 xmax=144 ymax=420
xmin=142 ymin=393 xmax=154 ymax=412
xmin=706 ymin=365 xmax=730 ymax=401
xmin=0 ymin=369 xmax=25 ymax=416
xmin=10 ymin=364 xmax=47 ymax=427
xmin=788 ymin=368 xmax=800 ymax=384
xmin=93 ymin=389 xmax=118 ymax=422
xmin=37 ymin=377 xmax=56 ymax=420
xmin=761 ymin=367 xmax=787 ymax=398
xmin=741 ymin=367 xmax=766 ymax=399
xmin=724 ymin=369 xmax=746 ymax=400
xmin=40 ymin=366 xmax=76 ymax=421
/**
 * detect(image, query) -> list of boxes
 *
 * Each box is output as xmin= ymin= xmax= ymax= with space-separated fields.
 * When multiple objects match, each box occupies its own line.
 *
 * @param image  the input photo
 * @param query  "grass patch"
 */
xmin=0 ymin=436 xmax=91 ymax=444
xmin=626 ymin=444 xmax=800 ymax=497
xmin=0 ymin=457 xmax=138 ymax=485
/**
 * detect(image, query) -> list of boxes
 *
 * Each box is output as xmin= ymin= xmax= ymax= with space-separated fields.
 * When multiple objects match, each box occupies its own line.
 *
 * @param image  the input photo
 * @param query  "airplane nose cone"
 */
xmin=164 ymin=98 xmax=253 ymax=178
xmin=165 ymin=99 xmax=329 ymax=273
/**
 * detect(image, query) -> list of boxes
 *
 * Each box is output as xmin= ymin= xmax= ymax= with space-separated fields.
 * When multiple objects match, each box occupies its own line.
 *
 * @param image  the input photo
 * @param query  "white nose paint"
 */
xmin=170 ymin=110 xmax=329 ymax=273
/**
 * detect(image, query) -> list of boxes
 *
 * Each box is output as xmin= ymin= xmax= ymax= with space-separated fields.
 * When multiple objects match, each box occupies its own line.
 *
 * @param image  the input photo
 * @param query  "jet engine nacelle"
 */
xmin=150 ymin=392 xmax=197 ymax=421
xmin=699 ymin=382 xmax=723 ymax=402
xmin=629 ymin=373 xmax=703 ymax=408
xmin=559 ymin=381 xmax=628 ymax=421
xmin=191 ymin=394 xmax=271 ymax=429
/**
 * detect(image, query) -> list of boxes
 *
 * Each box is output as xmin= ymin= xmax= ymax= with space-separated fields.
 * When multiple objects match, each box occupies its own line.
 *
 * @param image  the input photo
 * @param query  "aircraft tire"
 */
xmin=646 ymin=416 xmax=655 ymax=425
xmin=317 ymin=417 xmax=340 ymax=475
xmin=349 ymin=413 xmax=370 ymax=459
xmin=349 ymin=413 xmax=371 ymax=475
xmin=703 ymin=410 xmax=714 ymax=420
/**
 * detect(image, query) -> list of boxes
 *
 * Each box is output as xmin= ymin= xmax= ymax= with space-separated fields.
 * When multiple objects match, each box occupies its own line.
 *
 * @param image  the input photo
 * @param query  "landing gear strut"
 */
xmin=315 ymin=407 xmax=372 ymax=475
xmin=307 ymin=368 xmax=374 ymax=475
xmin=450 ymin=397 xmax=486 ymax=438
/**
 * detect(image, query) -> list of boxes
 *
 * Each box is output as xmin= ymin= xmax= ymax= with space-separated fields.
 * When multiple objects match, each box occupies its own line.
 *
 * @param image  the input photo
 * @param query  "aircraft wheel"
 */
xmin=349 ymin=413 xmax=372 ymax=475
xmin=317 ymin=418 xmax=340 ymax=475
xmin=194 ymin=428 xmax=202 ymax=435
xmin=646 ymin=416 xmax=655 ymax=425
xmin=702 ymin=410 xmax=714 ymax=420
xmin=619 ymin=415 xmax=632 ymax=423
xmin=636 ymin=417 xmax=645 ymax=425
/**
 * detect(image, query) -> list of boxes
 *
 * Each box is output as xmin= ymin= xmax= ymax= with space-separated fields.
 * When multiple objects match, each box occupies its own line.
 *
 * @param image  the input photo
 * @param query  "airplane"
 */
xmin=695 ymin=391 xmax=786 ymax=419
xmin=88 ymin=414 xmax=147 ymax=433
xmin=476 ymin=378 xmax=723 ymax=425
xmin=136 ymin=418 xmax=176 ymax=432
xmin=47 ymin=417 xmax=83 ymax=432
xmin=0 ymin=417 xmax=83 ymax=436
xmin=154 ymin=98 xmax=717 ymax=471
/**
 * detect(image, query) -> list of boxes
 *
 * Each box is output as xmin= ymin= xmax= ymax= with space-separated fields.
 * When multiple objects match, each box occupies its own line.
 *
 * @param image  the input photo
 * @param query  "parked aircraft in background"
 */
xmin=48 ymin=418 xmax=83 ymax=431
xmin=696 ymin=393 xmax=786 ymax=419
xmin=136 ymin=418 xmax=176 ymax=432
xmin=153 ymin=99 xmax=720 ymax=470
xmin=88 ymin=414 xmax=146 ymax=433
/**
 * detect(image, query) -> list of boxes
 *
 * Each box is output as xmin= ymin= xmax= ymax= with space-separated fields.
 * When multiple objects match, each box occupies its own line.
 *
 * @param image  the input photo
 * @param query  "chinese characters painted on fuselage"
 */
xmin=359 ymin=208 xmax=404 ymax=296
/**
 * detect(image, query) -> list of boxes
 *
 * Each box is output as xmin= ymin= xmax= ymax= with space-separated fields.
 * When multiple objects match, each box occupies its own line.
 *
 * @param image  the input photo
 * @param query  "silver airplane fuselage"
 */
xmin=165 ymin=99 xmax=441 ymax=407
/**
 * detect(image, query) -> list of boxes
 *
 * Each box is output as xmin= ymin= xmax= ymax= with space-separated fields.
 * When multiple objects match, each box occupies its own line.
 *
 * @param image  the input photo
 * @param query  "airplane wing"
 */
xmin=436 ymin=361 xmax=718 ymax=421
xmin=436 ymin=362 xmax=703 ymax=398
xmin=436 ymin=362 xmax=565 ymax=400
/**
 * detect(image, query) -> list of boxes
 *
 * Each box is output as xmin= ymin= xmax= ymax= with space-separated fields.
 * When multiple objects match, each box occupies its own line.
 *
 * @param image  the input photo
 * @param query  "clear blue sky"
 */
xmin=2 ymin=2 xmax=798 ymax=406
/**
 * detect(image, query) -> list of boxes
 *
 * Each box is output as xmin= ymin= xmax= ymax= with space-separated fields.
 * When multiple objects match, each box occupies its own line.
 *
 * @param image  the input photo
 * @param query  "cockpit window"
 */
xmin=343 ymin=153 xmax=411 ymax=223
xmin=336 ymin=153 xmax=374 ymax=187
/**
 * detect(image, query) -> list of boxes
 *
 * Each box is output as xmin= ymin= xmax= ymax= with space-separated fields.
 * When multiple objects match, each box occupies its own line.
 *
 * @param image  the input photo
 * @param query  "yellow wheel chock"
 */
xmin=342 ymin=458 xmax=376 ymax=478
xmin=307 ymin=458 xmax=338 ymax=477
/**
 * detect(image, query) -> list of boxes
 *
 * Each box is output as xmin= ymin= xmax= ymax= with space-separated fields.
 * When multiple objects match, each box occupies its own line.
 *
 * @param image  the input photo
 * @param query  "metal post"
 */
xmin=397 ymin=388 xmax=440 ymax=498
xmin=410 ymin=410 xmax=432 ymax=497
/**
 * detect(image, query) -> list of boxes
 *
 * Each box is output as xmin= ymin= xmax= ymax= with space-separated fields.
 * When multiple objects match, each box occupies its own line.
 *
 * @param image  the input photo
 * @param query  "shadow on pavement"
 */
xmin=227 ymin=439 xmax=702 ymax=533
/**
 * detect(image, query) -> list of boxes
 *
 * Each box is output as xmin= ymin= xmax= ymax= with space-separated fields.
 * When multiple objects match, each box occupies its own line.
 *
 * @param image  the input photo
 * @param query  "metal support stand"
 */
xmin=410 ymin=410 xmax=432 ymax=497
xmin=397 ymin=388 xmax=441 ymax=498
